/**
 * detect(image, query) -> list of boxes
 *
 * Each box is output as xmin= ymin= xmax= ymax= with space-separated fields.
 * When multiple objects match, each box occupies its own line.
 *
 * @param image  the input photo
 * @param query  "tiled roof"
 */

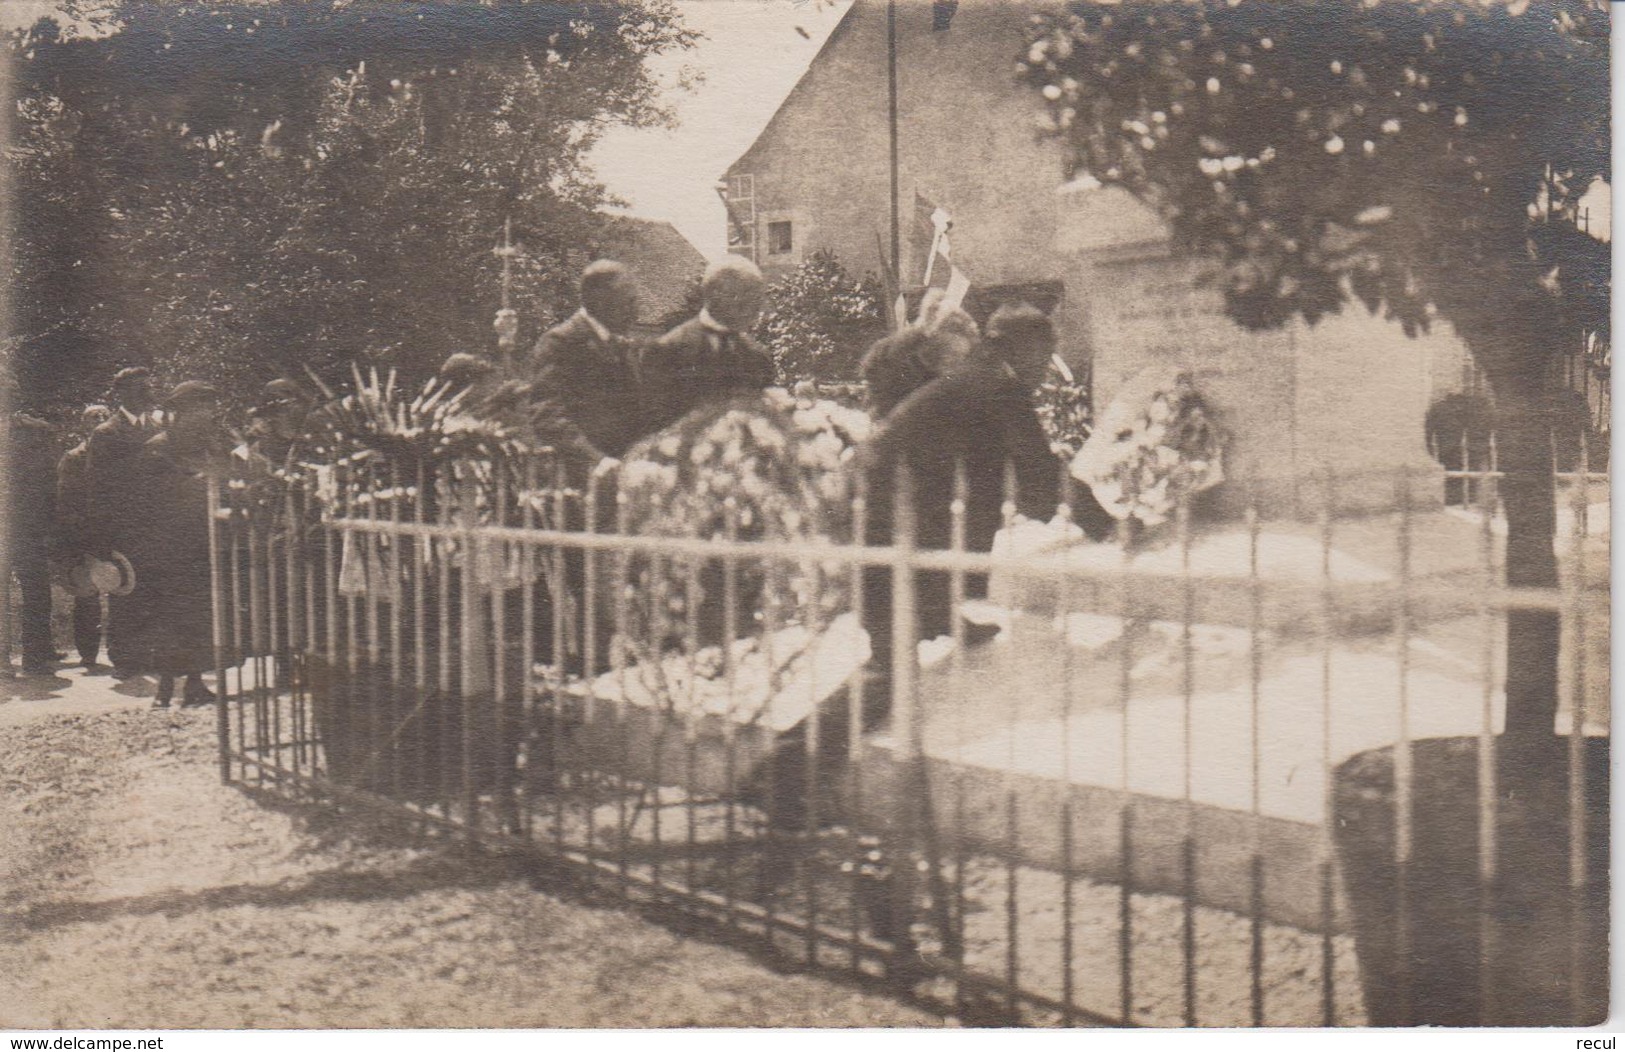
xmin=597 ymin=216 xmax=707 ymax=325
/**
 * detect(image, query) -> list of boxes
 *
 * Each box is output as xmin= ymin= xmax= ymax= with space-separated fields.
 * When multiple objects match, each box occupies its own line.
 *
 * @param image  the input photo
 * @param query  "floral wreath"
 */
xmin=1068 ymin=368 xmax=1224 ymax=532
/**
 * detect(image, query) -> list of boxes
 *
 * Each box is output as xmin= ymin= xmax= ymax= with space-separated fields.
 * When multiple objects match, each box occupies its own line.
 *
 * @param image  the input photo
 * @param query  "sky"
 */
xmin=4 ymin=0 xmax=1604 ymax=257
xmin=588 ymin=0 xmax=852 ymax=261
xmin=0 ymin=0 xmax=848 ymax=258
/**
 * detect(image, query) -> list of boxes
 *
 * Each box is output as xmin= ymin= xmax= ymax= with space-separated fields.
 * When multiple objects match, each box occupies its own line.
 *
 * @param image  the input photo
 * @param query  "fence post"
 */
xmin=883 ymin=460 xmax=923 ymax=981
xmin=208 ymin=473 xmax=230 ymax=783
xmin=459 ymin=467 xmax=489 ymax=829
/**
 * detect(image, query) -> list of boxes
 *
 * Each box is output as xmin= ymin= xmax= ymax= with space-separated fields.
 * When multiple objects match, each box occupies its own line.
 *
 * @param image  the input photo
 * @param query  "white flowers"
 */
xmin=1069 ymin=369 xmax=1225 ymax=532
xmin=615 ymin=392 xmax=874 ymax=715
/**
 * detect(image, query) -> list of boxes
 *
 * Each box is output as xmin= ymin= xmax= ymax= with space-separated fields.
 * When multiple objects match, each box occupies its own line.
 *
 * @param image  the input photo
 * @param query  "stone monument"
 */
xmin=1054 ymin=183 xmax=1460 ymax=521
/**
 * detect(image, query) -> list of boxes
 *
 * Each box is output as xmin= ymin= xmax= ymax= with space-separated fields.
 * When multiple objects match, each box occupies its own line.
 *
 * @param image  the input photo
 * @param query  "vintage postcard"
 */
xmin=0 ymin=0 xmax=1609 ymax=1034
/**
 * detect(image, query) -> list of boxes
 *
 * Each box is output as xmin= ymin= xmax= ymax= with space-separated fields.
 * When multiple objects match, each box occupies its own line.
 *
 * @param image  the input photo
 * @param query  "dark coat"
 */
xmin=55 ymin=438 xmax=93 ymax=556
xmin=132 ymin=429 xmax=223 ymax=675
xmin=7 ymin=413 xmax=57 ymax=555
xmin=85 ymin=412 xmax=156 ymax=557
xmin=639 ymin=317 xmax=775 ymax=437
xmin=860 ymin=329 xmax=937 ymax=420
xmin=527 ymin=311 xmax=645 ymax=461
xmin=863 ymin=357 xmax=1060 ymax=556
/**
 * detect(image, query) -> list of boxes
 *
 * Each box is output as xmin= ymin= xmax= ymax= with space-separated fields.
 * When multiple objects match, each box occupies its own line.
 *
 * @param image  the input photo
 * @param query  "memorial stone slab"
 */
xmin=1055 ymin=185 xmax=1455 ymax=520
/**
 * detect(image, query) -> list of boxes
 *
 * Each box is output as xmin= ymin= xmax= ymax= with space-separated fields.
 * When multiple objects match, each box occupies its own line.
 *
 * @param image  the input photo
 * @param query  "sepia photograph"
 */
xmin=0 ymin=0 xmax=1610 ymax=1034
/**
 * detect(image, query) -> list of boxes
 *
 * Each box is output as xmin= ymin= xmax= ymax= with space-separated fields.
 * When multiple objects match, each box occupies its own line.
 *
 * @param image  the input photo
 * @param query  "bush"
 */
xmin=754 ymin=251 xmax=888 ymax=383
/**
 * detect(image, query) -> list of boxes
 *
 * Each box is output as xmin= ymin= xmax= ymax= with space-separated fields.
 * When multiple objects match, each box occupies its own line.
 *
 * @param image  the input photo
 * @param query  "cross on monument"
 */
xmin=492 ymin=216 xmax=521 ymax=370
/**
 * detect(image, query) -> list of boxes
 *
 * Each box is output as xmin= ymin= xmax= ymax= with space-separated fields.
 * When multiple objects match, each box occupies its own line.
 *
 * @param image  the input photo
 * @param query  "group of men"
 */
xmin=525 ymin=255 xmax=774 ymax=473
xmin=5 ymin=249 xmax=1081 ymax=830
xmin=4 ymin=368 xmax=148 ymax=678
xmin=5 ymin=366 xmax=220 ymax=701
xmin=526 ymin=254 xmax=1087 ymax=832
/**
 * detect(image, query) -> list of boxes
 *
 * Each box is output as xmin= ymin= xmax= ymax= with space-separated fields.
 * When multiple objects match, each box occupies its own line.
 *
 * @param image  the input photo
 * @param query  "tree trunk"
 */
xmin=1494 ymin=398 xmax=1562 ymax=772
xmin=1466 ymin=318 xmax=1565 ymax=778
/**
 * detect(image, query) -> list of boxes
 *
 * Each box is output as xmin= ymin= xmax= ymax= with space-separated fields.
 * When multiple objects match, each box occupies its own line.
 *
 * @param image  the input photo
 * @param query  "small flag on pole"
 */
xmin=942 ymin=265 xmax=971 ymax=311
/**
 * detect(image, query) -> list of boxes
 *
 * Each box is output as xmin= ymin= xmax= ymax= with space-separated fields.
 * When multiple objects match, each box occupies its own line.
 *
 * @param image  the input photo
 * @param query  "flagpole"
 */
xmin=886 ymin=0 xmax=900 ymax=286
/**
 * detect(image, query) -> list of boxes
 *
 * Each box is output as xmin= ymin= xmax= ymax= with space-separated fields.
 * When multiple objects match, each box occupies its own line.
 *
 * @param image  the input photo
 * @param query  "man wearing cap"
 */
xmin=56 ymin=404 xmax=114 ymax=670
xmin=86 ymin=366 xmax=161 ymax=676
xmin=639 ymin=257 xmax=775 ymax=437
xmin=142 ymin=381 xmax=227 ymax=707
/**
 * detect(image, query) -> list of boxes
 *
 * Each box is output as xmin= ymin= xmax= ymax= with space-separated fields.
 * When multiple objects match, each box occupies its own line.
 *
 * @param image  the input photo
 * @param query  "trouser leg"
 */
xmin=73 ymin=596 xmax=103 ymax=665
xmin=14 ymin=550 xmax=52 ymax=668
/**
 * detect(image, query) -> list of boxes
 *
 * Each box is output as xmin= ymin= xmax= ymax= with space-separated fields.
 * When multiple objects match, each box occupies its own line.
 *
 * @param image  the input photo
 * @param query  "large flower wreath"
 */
xmin=1068 ymin=368 xmax=1225 ymax=536
xmin=611 ymin=388 xmax=871 ymax=722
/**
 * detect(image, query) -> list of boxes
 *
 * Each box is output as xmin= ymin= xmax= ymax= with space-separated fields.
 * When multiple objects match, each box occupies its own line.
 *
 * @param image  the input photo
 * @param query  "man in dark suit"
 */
xmin=639 ymin=257 xmax=774 ymax=436
xmin=6 ymin=398 xmax=60 ymax=676
xmin=86 ymin=367 xmax=160 ymax=677
xmin=519 ymin=261 xmax=646 ymax=685
xmin=527 ymin=259 xmax=645 ymax=466
xmin=746 ymin=303 xmax=1067 ymax=831
xmin=56 ymin=404 xmax=113 ymax=670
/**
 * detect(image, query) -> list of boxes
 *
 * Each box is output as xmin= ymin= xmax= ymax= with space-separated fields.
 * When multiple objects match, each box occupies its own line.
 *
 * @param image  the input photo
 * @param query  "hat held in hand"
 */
xmin=67 ymin=552 xmax=136 ymax=597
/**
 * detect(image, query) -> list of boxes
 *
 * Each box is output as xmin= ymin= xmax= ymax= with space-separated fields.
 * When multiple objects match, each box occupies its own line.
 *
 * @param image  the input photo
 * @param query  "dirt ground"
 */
xmin=0 ymin=681 xmax=942 ymax=1029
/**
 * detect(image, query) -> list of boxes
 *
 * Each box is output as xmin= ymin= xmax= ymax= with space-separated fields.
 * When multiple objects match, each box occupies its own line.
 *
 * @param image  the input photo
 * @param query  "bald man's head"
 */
xmin=580 ymin=259 xmax=639 ymax=335
xmin=701 ymin=257 xmax=765 ymax=332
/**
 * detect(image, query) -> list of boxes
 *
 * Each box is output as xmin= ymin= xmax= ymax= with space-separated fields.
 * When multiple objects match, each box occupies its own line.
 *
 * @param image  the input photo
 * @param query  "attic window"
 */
xmin=932 ymin=0 xmax=958 ymax=31
xmin=767 ymin=220 xmax=793 ymax=255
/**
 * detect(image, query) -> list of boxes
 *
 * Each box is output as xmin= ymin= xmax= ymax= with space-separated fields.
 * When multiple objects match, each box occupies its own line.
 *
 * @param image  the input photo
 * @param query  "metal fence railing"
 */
xmin=204 ymin=447 xmax=1608 ymax=1027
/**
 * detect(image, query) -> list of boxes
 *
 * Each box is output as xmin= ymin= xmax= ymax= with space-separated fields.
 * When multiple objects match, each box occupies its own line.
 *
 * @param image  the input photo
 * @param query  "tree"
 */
xmin=754 ymin=250 xmax=888 ymax=382
xmin=1020 ymin=0 xmax=1608 ymax=775
xmin=6 ymin=1 xmax=696 ymax=410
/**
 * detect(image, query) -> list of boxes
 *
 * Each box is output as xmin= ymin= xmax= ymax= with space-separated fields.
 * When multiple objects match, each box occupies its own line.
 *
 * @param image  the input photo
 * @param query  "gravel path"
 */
xmin=0 ymin=689 xmax=941 ymax=1029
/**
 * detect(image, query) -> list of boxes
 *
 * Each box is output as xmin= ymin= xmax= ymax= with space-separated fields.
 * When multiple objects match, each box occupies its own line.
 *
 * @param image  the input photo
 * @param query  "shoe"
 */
xmin=154 ymin=675 xmax=175 ymax=708
xmin=182 ymin=682 xmax=217 ymax=708
xmin=960 ymin=619 xmax=1003 ymax=648
xmin=151 ymin=697 xmax=171 ymax=709
xmin=111 ymin=667 xmax=141 ymax=680
xmin=20 ymin=660 xmax=54 ymax=677
xmin=80 ymin=662 xmax=111 ymax=676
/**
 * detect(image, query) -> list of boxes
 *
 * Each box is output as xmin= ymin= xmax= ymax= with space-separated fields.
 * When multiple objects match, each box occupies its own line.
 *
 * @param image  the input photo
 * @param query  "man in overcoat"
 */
xmin=56 ymin=404 xmax=113 ymax=669
xmin=6 ymin=398 xmax=59 ymax=676
xmin=527 ymin=259 xmax=645 ymax=466
xmin=746 ymin=303 xmax=1067 ymax=832
xmin=639 ymin=257 xmax=774 ymax=436
xmin=520 ymin=260 xmax=646 ymax=684
xmin=86 ymin=367 xmax=160 ymax=676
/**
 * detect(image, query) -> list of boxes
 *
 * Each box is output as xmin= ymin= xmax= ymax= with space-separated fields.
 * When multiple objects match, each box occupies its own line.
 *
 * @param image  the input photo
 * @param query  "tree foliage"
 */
xmin=754 ymin=250 xmax=888 ymax=382
xmin=7 ymin=1 xmax=696 ymax=413
xmin=1019 ymin=0 xmax=1610 ymax=759
xmin=1019 ymin=0 xmax=1608 ymax=373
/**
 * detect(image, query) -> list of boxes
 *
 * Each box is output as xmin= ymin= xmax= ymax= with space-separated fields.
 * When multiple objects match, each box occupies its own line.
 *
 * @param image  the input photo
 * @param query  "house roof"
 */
xmin=597 ymin=216 xmax=707 ymax=325
xmin=722 ymin=1 xmax=862 ymax=182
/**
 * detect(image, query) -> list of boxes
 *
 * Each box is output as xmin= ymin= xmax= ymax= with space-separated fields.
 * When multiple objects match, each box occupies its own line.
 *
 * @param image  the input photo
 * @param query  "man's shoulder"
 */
xmin=658 ymin=316 xmax=714 ymax=346
xmin=536 ymin=313 xmax=593 ymax=350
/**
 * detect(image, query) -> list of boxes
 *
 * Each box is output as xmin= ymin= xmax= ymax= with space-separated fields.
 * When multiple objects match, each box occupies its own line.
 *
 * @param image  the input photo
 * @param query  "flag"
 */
xmin=942 ymin=264 xmax=971 ymax=311
xmin=910 ymin=193 xmax=976 ymax=321
xmin=913 ymin=192 xmax=956 ymax=288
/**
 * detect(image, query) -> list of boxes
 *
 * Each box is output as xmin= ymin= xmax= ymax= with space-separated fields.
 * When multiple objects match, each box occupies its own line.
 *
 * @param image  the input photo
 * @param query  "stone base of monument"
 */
xmin=551 ymin=489 xmax=1606 ymax=938
xmin=989 ymin=507 xmax=1505 ymax=638
xmin=1332 ymin=736 xmax=1609 ymax=1026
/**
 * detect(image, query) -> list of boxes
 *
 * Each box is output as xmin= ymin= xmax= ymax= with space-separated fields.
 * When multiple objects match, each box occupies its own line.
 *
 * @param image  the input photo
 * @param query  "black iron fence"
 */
xmin=203 ymin=448 xmax=1608 ymax=1027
